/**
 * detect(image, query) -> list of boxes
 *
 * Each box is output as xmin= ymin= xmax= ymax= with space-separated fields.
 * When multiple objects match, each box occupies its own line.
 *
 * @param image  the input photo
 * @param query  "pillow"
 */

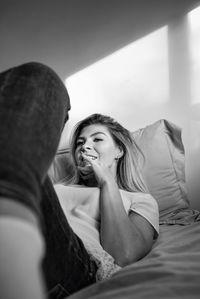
xmin=132 ymin=119 xmax=189 ymax=220
xmin=48 ymin=119 xmax=189 ymax=221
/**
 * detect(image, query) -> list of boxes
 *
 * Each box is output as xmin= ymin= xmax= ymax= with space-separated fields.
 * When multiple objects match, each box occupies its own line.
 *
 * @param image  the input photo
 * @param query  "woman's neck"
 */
xmin=79 ymin=175 xmax=99 ymax=187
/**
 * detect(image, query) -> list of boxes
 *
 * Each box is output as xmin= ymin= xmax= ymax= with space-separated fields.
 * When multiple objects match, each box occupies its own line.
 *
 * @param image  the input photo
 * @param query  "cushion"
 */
xmin=48 ymin=119 xmax=189 ymax=221
xmin=132 ymin=119 xmax=189 ymax=220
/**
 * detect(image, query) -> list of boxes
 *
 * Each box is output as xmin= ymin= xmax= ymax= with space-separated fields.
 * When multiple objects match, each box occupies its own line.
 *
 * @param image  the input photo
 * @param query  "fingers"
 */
xmin=77 ymin=153 xmax=94 ymax=176
xmin=81 ymin=153 xmax=98 ymax=166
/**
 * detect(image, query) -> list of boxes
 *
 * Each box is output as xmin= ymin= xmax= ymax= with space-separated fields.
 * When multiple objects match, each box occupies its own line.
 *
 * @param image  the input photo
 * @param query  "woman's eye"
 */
xmin=76 ymin=140 xmax=84 ymax=146
xmin=94 ymin=138 xmax=103 ymax=142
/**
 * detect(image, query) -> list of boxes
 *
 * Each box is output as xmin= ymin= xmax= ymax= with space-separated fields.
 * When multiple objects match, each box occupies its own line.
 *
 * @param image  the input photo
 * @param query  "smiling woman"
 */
xmin=54 ymin=113 xmax=159 ymax=283
xmin=74 ymin=124 xmax=122 ymax=185
xmin=68 ymin=114 xmax=147 ymax=191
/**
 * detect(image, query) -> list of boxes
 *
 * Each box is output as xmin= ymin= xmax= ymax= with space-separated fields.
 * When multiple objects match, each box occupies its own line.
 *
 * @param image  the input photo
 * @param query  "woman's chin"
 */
xmin=78 ymin=166 xmax=93 ymax=178
xmin=78 ymin=168 xmax=97 ymax=186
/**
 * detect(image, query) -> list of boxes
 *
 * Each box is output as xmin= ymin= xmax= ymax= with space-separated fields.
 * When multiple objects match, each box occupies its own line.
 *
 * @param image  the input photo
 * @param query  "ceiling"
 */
xmin=0 ymin=0 xmax=200 ymax=78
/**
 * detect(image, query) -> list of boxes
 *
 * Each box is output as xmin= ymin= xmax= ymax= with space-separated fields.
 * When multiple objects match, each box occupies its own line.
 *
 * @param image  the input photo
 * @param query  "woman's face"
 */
xmin=74 ymin=124 xmax=122 ymax=177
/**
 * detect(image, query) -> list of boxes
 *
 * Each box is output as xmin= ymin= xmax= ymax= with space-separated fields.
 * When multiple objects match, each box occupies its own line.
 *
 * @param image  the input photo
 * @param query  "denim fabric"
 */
xmin=0 ymin=62 xmax=70 ymax=216
xmin=0 ymin=62 xmax=97 ymax=299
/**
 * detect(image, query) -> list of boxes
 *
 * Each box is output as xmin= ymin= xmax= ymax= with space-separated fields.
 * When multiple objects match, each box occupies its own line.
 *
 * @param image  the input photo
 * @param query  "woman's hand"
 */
xmin=78 ymin=152 xmax=115 ymax=187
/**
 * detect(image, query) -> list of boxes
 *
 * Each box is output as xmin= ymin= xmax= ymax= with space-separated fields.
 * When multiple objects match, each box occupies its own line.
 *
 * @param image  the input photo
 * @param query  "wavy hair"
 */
xmin=68 ymin=113 xmax=147 ymax=193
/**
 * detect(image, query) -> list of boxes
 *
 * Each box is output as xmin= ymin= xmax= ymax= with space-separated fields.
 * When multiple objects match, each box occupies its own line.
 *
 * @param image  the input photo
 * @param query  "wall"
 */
xmin=0 ymin=0 xmax=199 ymax=77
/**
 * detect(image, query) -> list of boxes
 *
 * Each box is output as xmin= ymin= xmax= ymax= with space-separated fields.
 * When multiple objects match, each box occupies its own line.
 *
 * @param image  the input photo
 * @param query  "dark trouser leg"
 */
xmin=0 ymin=62 xmax=70 ymax=216
xmin=41 ymin=177 xmax=97 ymax=298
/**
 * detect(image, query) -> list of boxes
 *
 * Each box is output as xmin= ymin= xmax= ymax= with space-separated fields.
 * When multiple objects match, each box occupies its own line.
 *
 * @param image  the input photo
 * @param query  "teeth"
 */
xmin=86 ymin=155 xmax=97 ymax=160
xmin=79 ymin=153 xmax=97 ymax=162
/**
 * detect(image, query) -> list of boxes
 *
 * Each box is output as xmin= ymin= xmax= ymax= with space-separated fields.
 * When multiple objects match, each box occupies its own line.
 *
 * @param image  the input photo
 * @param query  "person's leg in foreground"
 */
xmin=0 ymin=62 xmax=96 ymax=299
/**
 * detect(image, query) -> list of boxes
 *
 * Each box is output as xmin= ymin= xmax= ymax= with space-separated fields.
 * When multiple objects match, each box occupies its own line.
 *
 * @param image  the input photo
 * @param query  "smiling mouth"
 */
xmin=78 ymin=154 xmax=97 ymax=166
xmin=81 ymin=154 xmax=97 ymax=160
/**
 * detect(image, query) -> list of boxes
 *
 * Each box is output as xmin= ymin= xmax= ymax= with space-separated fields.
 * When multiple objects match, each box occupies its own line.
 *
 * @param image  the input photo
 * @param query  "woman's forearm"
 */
xmin=99 ymin=180 xmax=145 ymax=267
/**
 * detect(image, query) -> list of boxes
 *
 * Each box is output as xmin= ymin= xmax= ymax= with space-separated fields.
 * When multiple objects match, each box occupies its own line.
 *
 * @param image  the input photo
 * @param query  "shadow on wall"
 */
xmin=62 ymin=25 xmax=169 ymax=145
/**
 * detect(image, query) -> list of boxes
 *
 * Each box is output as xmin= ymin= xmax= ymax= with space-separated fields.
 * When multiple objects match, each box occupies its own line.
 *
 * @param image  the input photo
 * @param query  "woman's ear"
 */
xmin=116 ymin=146 xmax=124 ymax=159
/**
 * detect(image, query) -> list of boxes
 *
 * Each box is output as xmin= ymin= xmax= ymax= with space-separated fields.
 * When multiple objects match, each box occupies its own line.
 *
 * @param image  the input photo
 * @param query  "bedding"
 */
xmin=69 ymin=214 xmax=200 ymax=299
xmin=67 ymin=214 xmax=200 ymax=299
xmin=48 ymin=119 xmax=200 ymax=299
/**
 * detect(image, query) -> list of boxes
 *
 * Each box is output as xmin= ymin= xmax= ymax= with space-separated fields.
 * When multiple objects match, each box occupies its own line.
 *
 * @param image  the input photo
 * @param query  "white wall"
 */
xmin=63 ymin=26 xmax=169 ymax=138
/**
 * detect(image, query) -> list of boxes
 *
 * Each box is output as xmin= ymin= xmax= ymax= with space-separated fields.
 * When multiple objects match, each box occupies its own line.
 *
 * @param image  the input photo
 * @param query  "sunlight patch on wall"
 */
xmin=62 ymin=26 xmax=169 ymax=146
xmin=188 ymin=5 xmax=200 ymax=105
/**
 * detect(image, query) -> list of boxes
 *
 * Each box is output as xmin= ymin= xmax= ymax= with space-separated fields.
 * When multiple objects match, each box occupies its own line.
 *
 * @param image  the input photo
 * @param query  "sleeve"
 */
xmin=129 ymin=193 xmax=159 ymax=238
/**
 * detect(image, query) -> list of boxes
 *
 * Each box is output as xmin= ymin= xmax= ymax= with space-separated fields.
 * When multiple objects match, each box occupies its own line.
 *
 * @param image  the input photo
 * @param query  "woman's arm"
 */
xmin=99 ymin=178 xmax=155 ymax=267
xmin=81 ymin=153 xmax=155 ymax=267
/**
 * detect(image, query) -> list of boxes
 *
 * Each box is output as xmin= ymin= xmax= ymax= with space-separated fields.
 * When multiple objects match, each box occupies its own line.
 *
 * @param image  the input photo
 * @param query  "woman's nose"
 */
xmin=81 ymin=143 xmax=92 ymax=152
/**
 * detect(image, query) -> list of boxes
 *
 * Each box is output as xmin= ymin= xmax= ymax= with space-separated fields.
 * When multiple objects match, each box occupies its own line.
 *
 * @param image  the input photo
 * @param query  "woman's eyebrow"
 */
xmin=78 ymin=132 xmax=106 ymax=139
xmin=91 ymin=132 xmax=106 ymax=137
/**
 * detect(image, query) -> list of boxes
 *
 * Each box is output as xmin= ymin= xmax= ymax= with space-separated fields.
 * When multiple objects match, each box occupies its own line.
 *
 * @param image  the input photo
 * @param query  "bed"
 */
xmin=49 ymin=119 xmax=200 ymax=299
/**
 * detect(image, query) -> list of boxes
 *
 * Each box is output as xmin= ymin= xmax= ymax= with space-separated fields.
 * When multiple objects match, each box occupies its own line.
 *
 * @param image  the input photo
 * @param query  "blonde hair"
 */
xmin=69 ymin=113 xmax=147 ymax=193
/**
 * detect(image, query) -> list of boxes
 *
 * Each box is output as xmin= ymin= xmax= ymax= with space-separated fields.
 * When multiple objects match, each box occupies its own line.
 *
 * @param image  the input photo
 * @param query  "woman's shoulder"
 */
xmin=120 ymin=190 xmax=158 ymax=206
xmin=54 ymin=183 xmax=82 ymax=189
xmin=54 ymin=183 xmax=100 ymax=195
xmin=119 ymin=189 xmax=150 ymax=198
xmin=54 ymin=183 xmax=74 ymax=197
xmin=54 ymin=183 xmax=73 ymax=191
xmin=54 ymin=183 xmax=100 ymax=206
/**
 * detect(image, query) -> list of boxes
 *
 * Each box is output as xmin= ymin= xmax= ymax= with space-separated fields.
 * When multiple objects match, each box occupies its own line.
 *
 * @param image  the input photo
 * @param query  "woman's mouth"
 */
xmin=78 ymin=154 xmax=97 ymax=167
